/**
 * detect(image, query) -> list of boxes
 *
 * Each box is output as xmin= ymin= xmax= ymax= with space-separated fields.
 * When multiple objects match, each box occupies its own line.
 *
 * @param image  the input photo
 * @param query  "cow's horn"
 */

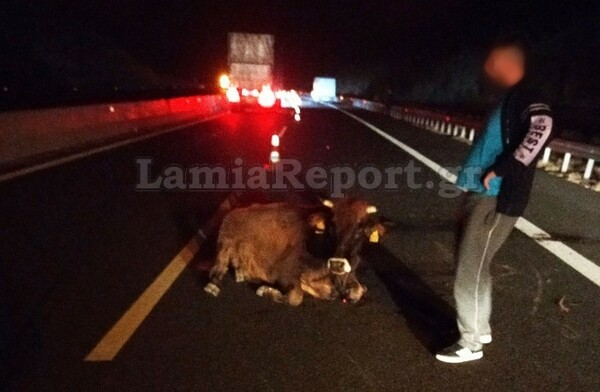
xmin=366 ymin=205 xmax=377 ymax=214
xmin=322 ymin=199 xmax=334 ymax=208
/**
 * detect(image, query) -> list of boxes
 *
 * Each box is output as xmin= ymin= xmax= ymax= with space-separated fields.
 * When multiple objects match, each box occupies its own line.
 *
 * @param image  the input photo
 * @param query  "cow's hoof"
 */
xmin=204 ymin=283 xmax=220 ymax=297
xmin=235 ymin=270 xmax=246 ymax=283
xmin=256 ymin=285 xmax=272 ymax=297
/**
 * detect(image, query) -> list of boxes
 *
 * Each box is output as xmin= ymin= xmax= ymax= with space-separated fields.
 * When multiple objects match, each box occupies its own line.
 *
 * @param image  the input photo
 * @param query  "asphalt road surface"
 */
xmin=2 ymin=105 xmax=599 ymax=391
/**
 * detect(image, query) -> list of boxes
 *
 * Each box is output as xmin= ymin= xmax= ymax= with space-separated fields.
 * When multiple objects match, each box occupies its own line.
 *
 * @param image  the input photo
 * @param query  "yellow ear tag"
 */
xmin=369 ymin=230 xmax=379 ymax=243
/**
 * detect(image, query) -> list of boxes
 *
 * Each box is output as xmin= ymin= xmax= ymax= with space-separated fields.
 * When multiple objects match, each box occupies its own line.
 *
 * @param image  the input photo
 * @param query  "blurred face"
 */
xmin=484 ymin=46 xmax=526 ymax=88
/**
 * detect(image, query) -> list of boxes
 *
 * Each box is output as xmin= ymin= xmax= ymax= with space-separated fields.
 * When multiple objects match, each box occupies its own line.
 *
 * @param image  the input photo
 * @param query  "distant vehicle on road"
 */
xmin=224 ymin=32 xmax=277 ymax=109
xmin=311 ymin=77 xmax=337 ymax=102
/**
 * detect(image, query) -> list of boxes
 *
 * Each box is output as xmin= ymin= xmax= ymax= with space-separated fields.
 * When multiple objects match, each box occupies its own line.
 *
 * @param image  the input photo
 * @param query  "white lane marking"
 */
xmin=515 ymin=219 xmax=600 ymax=287
xmin=0 ymin=114 xmax=224 ymax=183
xmin=332 ymin=107 xmax=457 ymax=183
xmin=84 ymin=237 xmax=199 ymax=361
xmin=333 ymin=105 xmax=600 ymax=289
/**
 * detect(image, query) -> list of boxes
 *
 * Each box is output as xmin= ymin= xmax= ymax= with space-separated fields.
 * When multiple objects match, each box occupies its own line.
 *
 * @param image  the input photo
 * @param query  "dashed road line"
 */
xmin=333 ymin=105 xmax=600 ymax=289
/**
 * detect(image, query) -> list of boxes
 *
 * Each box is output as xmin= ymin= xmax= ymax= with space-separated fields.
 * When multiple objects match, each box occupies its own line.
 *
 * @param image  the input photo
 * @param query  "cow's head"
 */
xmin=317 ymin=198 xmax=390 ymax=302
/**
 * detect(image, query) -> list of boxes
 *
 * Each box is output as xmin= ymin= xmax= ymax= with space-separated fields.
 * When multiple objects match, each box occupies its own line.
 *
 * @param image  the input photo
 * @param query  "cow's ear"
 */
xmin=367 ymin=219 xmax=395 ymax=242
xmin=308 ymin=213 xmax=327 ymax=232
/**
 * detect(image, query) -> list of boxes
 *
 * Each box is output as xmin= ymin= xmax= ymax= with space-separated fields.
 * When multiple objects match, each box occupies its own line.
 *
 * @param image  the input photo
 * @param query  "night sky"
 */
xmin=2 ymin=1 xmax=599 ymax=108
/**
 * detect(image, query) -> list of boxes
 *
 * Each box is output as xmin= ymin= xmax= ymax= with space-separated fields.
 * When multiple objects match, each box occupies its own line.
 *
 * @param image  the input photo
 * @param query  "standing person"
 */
xmin=436 ymin=35 xmax=554 ymax=363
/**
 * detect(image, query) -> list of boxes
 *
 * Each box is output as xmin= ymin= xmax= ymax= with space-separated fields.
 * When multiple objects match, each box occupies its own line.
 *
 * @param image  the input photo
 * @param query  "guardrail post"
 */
xmin=541 ymin=147 xmax=551 ymax=165
xmin=560 ymin=152 xmax=572 ymax=173
xmin=584 ymin=159 xmax=595 ymax=180
xmin=355 ymin=102 xmax=598 ymax=183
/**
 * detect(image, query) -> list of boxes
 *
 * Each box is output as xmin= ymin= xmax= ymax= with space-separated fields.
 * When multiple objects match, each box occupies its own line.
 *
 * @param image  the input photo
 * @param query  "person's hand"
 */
xmin=482 ymin=171 xmax=497 ymax=190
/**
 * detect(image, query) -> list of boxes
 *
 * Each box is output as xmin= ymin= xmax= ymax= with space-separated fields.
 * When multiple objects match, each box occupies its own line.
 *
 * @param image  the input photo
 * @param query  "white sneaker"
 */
xmin=435 ymin=343 xmax=483 ymax=363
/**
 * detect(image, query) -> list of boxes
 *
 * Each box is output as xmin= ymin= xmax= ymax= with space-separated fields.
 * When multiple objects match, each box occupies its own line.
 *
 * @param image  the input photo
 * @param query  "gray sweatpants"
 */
xmin=454 ymin=193 xmax=518 ymax=351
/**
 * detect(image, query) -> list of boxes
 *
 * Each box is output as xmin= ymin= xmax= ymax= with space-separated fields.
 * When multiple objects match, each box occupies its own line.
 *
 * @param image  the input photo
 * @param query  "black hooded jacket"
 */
xmin=485 ymin=86 xmax=554 ymax=216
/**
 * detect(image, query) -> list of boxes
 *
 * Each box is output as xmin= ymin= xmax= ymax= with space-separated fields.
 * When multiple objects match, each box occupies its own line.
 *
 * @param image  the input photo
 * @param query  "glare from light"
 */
xmin=271 ymin=134 xmax=280 ymax=147
xmin=280 ymin=90 xmax=302 ymax=108
xmin=258 ymin=85 xmax=276 ymax=108
xmin=226 ymin=86 xmax=240 ymax=103
xmin=270 ymin=150 xmax=280 ymax=163
xmin=219 ymin=74 xmax=230 ymax=89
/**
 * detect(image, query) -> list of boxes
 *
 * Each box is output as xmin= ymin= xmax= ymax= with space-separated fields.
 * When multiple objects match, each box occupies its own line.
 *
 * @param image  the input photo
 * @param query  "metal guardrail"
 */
xmin=352 ymin=98 xmax=599 ymax=181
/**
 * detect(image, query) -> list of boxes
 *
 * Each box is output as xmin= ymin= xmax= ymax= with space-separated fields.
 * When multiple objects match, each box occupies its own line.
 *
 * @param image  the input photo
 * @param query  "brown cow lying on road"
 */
xmin=204 ymin=198 xmax=388 ymax=306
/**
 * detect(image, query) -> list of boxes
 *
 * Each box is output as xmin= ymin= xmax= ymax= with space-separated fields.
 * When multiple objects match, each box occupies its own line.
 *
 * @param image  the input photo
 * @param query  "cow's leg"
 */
xmin=284 ymin=283 xmax=304 ymax=307
xmin=204 ymin=244 xmax=233 ymax=297
xmin=234 ymin=269 xmax=246 ymax=283
xmin=256 ymin=285 xmax=284 ymax=302
xmin=231 ymin=257 xmax=246 ymax=283
xmin=256 ymin=281 xmax=303 ymax=306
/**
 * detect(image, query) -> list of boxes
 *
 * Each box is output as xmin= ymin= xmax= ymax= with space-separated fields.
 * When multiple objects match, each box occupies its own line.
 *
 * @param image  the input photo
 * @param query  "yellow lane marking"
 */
xmin=85 ymin=194 xmax=237 ymax=361
xmin=84 ymin=237 xmax=198 ymax=361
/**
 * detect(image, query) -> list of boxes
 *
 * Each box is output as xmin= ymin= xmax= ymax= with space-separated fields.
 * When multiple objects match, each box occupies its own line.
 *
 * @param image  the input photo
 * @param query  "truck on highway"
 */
xmin=311 ymin=77 xmax=336 ymax=102
xmin=225 ymin=32 xmax=276 ymax=108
